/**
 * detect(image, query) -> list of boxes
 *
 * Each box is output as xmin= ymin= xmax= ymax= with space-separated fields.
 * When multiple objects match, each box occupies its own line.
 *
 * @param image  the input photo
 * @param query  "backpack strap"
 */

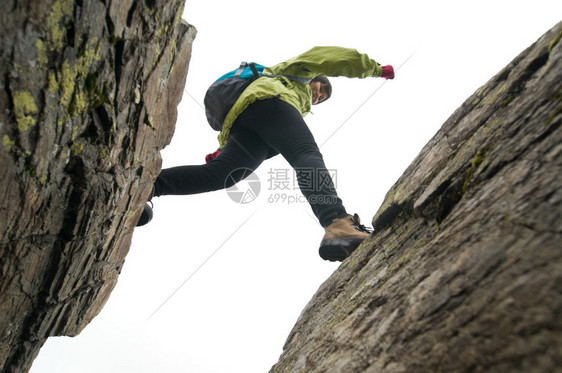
xmin=233 ymin=62 xmax=247 ymax=78
xmin=262 ymin=73 xmax=312 ymax=84
xmin=234 ymin=61 xmax=311 ymax=83
xmin=234 ymin=62 xmax=261 ymax=79
xmin=248 ymin=62 xmax=260 ymax=79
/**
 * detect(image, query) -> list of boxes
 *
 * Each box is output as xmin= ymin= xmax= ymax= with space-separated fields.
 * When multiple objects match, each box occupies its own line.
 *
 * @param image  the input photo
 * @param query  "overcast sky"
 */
xmin=31 ymin=1 xmax=562 ymax=372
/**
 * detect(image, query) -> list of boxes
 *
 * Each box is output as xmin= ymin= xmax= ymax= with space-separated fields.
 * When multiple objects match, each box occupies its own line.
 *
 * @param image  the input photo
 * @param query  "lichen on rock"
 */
xmin=271 ymin=21 xmax=562 ymax=373
xmin=0 ymin=1 xmax=196 ymax=371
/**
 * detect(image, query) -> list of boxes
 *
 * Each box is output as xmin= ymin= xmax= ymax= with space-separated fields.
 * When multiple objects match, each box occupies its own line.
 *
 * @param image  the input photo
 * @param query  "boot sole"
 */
xmin=136 ymin=204 xmax=153 ymax=227
xmin=319 ymin=238 xmax=365 ymax=262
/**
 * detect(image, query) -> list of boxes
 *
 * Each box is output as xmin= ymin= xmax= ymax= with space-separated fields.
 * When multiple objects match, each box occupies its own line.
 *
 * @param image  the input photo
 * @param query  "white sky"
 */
xmin=31 ymin=1 xmax=561 ymax=372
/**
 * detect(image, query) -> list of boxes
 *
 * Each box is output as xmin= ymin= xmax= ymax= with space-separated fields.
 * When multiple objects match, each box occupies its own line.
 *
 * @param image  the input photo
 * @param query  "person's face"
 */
xmin=310 ymin=81 xmax=329 ymax=105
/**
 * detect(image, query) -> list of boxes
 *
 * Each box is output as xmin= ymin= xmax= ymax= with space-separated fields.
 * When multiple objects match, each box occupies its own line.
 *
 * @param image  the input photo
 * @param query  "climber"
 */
xmin=137 ymin=46 xmax=395 ymax=262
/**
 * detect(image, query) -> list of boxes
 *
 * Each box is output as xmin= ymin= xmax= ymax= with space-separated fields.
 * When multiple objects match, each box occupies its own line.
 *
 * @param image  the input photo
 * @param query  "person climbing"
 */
xmin=137 ymin=46 xmax=395 ymax=262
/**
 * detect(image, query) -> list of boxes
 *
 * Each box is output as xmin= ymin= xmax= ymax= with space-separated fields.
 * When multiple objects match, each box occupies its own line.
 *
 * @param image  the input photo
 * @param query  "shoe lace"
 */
xmin=351 ymin=213 xmax=373 ymax=234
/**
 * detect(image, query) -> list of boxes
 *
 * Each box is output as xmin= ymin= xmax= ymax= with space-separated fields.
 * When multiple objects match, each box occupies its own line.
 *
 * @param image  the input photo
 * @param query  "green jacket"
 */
xmin=216 ymin=46 xmax=384 ymax=148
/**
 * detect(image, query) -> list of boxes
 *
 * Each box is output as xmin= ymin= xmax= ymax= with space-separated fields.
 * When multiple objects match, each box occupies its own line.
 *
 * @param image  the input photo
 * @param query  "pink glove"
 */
xmin=381 ymin=65 xmax=395 ymax=80
xmin=205 ymin=149 xmax=221 ymax=163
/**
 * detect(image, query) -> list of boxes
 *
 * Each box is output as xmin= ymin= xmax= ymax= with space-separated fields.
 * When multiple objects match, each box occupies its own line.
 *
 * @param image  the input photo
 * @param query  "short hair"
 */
xmin=311 ymin=75 xmax=332 ymax=103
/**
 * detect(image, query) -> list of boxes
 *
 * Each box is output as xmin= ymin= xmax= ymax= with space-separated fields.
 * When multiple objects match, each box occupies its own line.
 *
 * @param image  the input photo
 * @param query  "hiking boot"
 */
xmin=319 ymin=213 xmax=372 ymax=262
xmin=136 ymin=202 xmax=153 ymax=227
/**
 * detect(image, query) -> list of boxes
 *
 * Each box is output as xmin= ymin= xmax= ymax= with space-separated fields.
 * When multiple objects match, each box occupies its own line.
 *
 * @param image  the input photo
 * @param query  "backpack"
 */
xmin=204 ymin=62 xmax=311 ymax=131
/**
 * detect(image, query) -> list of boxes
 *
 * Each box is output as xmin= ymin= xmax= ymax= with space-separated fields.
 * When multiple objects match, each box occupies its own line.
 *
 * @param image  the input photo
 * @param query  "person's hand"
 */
xmin=381 ymin=65 xmax=395 ymax=80
xmin=205 ymin=149 xmax=221 ymax=163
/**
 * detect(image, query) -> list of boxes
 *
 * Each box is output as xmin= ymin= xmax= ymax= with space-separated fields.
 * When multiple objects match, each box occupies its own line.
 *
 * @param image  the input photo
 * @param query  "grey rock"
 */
xmin=271 ymin=21 xmax=562 ymax=373
xmin=0 ymin=1 xmax=195 ymax=372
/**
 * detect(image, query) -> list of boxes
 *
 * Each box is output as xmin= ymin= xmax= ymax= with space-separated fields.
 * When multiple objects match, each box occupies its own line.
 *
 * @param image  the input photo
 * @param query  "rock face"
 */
xmin=0 ymin=1 xmax=195 ymax=372
xmin=271 ymin=22 xmax=562 ymax=373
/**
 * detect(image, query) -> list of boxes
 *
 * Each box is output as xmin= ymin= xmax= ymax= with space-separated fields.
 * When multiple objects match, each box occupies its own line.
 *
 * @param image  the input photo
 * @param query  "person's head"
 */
xmin=310 ymin=75 xmax=332 ymax=105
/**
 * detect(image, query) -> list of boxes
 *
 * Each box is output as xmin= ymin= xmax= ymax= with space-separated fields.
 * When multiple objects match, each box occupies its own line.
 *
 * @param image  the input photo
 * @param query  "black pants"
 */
xmin=154 ymin=98 xmax=347 ymax=227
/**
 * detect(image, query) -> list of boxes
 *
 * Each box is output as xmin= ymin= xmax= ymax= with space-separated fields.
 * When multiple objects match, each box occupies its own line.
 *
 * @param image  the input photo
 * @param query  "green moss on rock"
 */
xmin=13 ymin=91 xmax=38 ymax=132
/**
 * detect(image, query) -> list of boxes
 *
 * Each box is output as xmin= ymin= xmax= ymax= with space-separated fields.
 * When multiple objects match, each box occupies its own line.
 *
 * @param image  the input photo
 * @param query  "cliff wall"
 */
xmin=0 ymin=1 xmax=195 ymax=371
xmin=271 ymin=21 xmax=562 ymax=373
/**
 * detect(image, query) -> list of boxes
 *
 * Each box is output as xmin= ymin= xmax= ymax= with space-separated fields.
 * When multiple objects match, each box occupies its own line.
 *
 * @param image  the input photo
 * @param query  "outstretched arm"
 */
xmin=266 ymin=46 xmax=392 ymax=79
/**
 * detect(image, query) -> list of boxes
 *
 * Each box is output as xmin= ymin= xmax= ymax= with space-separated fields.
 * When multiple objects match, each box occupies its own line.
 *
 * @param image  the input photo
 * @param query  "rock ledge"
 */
xmin=271 ymin=21 xmax=562 ymax=373
xmin=0 ymin=1 xmax=195 ymax=371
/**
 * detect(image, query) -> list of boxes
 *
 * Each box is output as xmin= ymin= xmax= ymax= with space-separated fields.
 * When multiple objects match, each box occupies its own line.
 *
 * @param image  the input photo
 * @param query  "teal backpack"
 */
xmin=204 ymin=62 xmax=311 ymax=131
